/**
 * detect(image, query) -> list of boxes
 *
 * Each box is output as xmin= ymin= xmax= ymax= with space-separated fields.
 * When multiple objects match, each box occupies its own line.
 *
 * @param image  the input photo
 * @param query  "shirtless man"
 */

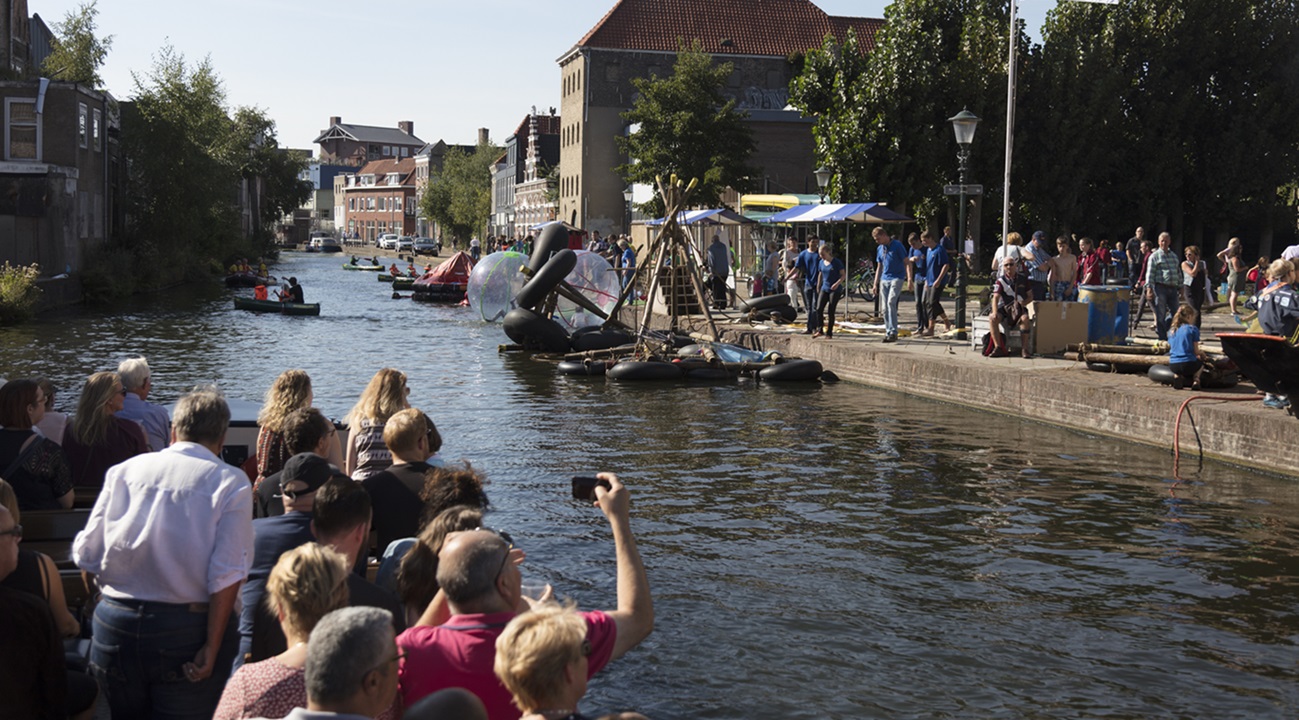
xmin=1049 ymin=237 xmax=1079 ymax=301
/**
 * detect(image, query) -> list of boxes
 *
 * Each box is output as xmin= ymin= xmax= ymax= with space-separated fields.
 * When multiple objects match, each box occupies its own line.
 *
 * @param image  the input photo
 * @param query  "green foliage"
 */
xmin=41 ymin=1 xmax=113 ymax=87
xmin=617 ymin=42 xmax=758 ymax=215
xmin=1019 ymin=0 xmax=1299 ymax=239
xmin=420 ymin=141 xmax=500 ymax=242
xmin=791 ymin=1 xmax=1016 ymax=231
xmin=117 ymin=45 xmax=304 ymax=289
xmin=0 ymin=262 xmax=42 ymax=325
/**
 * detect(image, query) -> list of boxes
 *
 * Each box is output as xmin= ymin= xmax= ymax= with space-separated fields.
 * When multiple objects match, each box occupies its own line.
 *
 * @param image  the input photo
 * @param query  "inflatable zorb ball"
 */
xmin=553 ymin=250 xmax=621 ymax=330
xmin=466 ymin=251 xmax=527 ymax=323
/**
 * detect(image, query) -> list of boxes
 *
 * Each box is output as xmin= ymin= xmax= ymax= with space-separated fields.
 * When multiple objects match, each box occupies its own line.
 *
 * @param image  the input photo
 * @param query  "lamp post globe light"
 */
xmin=814 ymin=165 xmax=832 ymax=201
xmin=623 ymin=186 xmax=634 ymax=234
xmin=948 ymin=109 xmax=979 ymax=341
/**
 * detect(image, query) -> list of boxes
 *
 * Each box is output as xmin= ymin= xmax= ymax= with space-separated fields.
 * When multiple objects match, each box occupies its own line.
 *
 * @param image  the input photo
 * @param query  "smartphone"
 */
xmin=571 ymin=475 xmax=611 ymax=501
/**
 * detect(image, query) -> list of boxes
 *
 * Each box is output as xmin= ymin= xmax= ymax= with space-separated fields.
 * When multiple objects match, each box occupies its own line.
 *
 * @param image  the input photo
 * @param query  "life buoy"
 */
xmin=515 ymin=249 xmax=577 ymax=310
xmin=570 ymin=327 xmax=632 ymax=352
xmin=1086 ymin=362 xmax=1113 ymax=373
xmin=607 ymin=360 xmax=684 ymax=381
xmin=557 ymin=360 xmax=607 ymax=376
xmin=753 ymin=305 xmax=797 ymax=322
xmin=739 ymin=293 xmax=791 ymax=312
xmin=528 ymin=225 xmax=570 ymax=273
xmin=503 ymin=308 xmax=571 ymax=353
xmin=758 ymin=359 xmax=823 ymax=382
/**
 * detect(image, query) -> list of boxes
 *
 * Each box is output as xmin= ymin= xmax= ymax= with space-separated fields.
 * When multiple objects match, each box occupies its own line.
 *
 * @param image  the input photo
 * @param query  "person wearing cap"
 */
xmin=73 ymin=387 xmax=252 ymax=719
xmin=237 ymin=452 xmax=336 ymax=669
xmin=1023 ymin=231 xmax=1053 ymax=302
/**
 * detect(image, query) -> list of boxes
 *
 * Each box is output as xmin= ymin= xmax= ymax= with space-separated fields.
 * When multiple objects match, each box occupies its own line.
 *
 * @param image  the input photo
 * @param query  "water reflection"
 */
xmin=2 ymin=253 xmax=1297 ymax=717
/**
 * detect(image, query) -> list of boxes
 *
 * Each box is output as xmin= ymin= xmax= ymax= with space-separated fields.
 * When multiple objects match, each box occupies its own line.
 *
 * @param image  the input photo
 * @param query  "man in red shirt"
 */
xmin=1078 ymin=237 xmax=1104 ymax=286
xmin=396 ymin=473 xmax=652 ymax=720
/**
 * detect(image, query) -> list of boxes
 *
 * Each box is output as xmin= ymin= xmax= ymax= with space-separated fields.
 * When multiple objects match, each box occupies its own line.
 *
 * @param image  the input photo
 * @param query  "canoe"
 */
xmin=234 ymin=297 xmax=321 ymax=316
xmin=343 ymin=263 xmax=385 ymax=271
xmin=392 ymin=278 xmax=416 ymax=290
xmin=378 ymin=273 xmax=419 ymax=282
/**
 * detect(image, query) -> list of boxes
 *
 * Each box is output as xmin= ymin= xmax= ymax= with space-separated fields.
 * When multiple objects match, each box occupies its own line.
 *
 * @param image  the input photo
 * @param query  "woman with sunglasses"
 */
xmin=62 ymin=371 xmax=148 ymax=488
xmin=0 ymin=379 xmax=73 ymax=510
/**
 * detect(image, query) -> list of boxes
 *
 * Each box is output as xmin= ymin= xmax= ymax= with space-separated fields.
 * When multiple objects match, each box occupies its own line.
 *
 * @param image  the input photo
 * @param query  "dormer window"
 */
xmin=387 ymin=173 xmax=400 ymax=185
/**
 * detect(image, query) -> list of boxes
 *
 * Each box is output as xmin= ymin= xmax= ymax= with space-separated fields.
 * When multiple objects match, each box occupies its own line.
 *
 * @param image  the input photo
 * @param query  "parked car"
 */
xmin=413 ymin=237 xmax=439 ymax=256
xmin=377 ymin=233 xmax=399 ymax=249
xmin=396 ymin=236 xmax=414 ymax=252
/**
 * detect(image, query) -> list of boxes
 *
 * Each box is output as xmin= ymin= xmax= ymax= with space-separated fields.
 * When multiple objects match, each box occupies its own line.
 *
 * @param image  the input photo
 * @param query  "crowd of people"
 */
xmin=0 ymin=365 xmax=655 ymax=720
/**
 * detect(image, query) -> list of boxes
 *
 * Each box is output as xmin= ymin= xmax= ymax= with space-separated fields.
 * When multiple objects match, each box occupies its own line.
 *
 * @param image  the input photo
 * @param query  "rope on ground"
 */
xmin=1171 ymin=394 xmax=1262 ymax=482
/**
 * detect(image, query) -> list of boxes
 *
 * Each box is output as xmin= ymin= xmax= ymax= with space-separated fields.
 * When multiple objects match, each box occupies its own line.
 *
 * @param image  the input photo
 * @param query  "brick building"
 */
xmin=557 ymin=0 xmax=881 ymax=236
xmin=335 ymin=157 xmax=417 ymax=243
xmin=314 ymin=116 xmax=425 ymax=166
xmin=488 ymin=109 xmax=559 ymax=238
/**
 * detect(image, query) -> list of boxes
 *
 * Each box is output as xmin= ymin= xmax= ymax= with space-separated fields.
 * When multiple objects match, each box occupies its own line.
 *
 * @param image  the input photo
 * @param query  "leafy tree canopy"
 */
xmin=421 ymin=141 xmax=501 ymax=242
xmin=42 ymin=1 xmax=113 ymax=87
xmin=617 ymin=42 xmax=758 ymax=215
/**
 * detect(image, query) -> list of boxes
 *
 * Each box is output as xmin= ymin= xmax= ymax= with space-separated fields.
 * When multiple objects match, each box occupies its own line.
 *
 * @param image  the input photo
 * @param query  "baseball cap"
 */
xmin=1032 ymin=231 xmax=1046 ymax=242
xmin=281 ymin=453 xmax=338 ymax=495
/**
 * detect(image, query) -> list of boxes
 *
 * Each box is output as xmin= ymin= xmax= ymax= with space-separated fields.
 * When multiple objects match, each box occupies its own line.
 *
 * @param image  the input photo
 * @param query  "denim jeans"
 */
xmin=880 ymin=278 xmax=904 ymax=335
xmin=91 ymin=596 xmax=238 ymax=720
xmin=803 ymin=285 xmax=820 ymax=333
xmin=1151 ymin=283 xmax=1181 ymax=340
xmin=913 ymin=280 xmax=929 ymax=330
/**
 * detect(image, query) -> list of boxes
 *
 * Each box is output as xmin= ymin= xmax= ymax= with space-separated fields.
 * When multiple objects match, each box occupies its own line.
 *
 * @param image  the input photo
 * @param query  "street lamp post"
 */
xmin=623 ymin=186 xmax=634 ymax=235
xmin=949 ymin=109 xmax=979 ymax=341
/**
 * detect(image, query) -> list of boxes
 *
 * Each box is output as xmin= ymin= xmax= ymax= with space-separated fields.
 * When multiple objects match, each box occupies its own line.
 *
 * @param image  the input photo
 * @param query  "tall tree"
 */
xmin=617 ymin=42 xmax=758 ymax=215
xmin=788 ymin=29 xmax=872 ymax=203
xmin=226 ymin=107 xmax=312 ymax=235
xmin=421 ymin=141 xmax=500 ymax=243
xmin=42 ymin=1 xmax=113 ymax=87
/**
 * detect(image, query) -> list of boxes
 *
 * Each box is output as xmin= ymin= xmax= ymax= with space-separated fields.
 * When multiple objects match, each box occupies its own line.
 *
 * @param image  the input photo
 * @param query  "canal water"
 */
xmin=4 ymin=252 xmax=1298 ymax=718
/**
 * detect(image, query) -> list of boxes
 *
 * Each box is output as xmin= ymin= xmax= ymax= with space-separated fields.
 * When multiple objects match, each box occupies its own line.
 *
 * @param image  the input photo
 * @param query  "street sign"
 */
xmin=943 ymin=184 xmax=984 ymax=196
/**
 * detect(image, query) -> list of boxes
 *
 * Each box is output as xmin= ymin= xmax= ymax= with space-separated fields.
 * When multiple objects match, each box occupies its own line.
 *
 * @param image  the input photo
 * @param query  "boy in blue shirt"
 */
xmin=922 ymin=231 xmax=952 ymax=336
xmin=873 ymin=227 xmax=908 ymax=342
xmin=796 ymin=239 xmax=823 ymax=334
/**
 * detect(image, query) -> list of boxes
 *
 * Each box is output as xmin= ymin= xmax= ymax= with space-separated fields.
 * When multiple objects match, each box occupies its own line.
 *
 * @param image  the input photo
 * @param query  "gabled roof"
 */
xmin=415 ymin=139 xmax=477 ymax=157
xmin=568 ymin=0 xmax=883 ymax=58
xmin=352 ymin=158 xmax=417 ymax=186
xmin=315 ymin=123 xmax=424 ymax=146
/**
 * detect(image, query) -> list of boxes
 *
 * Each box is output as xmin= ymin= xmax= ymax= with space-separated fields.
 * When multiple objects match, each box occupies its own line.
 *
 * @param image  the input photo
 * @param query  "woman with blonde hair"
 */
xmin=255 ymin=370 xmax=344 ymax=487
xmin=1216 ymin=236 xmax=1248 ymax=317
xmin=1180 ymin=245 xmax=1207 ymax=327
xmin=62 ymin=371 xmax=147 ymax=488
xmin=494 ymin=604 xmax=607 ymax=720
xmin=345 ymin=368 xmax=410 ymax=480
xmin=215 ymin=542 xmax=391 ymax=720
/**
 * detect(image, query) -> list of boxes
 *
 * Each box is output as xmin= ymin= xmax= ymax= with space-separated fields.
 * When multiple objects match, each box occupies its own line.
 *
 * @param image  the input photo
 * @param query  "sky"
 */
xmin=31 ymin=0 xmax=1056 ymax=152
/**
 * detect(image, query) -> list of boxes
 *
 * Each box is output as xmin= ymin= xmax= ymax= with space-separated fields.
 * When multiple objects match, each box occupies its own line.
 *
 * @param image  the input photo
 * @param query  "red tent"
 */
xmin=415 ymin=251 xmax=475 ymax=288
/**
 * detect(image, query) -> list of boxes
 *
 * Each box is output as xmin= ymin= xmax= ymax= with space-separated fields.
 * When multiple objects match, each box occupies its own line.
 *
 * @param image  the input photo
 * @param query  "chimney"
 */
xmin=398 ymin=121 xmax=414 ymax=136
xmin=329 ymin=116 xmax=341 ymax=127
xmin=478 ymin=128 xmax=490 ymax=146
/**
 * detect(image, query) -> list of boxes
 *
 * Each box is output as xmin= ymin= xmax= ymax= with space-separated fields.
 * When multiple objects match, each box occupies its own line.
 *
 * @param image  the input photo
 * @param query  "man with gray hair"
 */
xmin=74 ymin=386 xmax=253 ymax=720
xmin=115 ymin=356 xmax=171 ymax=451
xmin=274 ymin=606 xmax=400 ymax=720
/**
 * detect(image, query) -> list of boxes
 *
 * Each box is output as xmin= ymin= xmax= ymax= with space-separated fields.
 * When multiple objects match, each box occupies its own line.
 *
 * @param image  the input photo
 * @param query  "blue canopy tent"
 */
xmin=763 ymin=202 xmax=914 ymax=316
xmin=645 ymin=208 xmax=755 ymax=226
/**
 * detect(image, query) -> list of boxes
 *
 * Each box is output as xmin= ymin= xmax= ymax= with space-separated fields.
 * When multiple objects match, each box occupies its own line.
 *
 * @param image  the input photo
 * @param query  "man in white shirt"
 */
xmin=74 ymin=387 xmax=253 ymax=720
xmin=115 ymin=356 xmax=171 ymax=451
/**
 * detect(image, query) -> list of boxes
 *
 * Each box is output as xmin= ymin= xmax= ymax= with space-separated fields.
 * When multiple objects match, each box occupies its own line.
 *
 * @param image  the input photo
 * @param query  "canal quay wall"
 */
xmin=634 ymin=307 xmax=1295 ymax=479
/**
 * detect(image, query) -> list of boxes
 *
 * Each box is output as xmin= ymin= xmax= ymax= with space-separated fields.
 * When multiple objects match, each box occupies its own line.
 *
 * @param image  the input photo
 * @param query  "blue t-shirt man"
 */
xmin=877 ymin=239 xmax=908 ymax=281
xmin=1168 ymin=324 xmax=1201 ymax=364
xmin=925 ymin=244 xmax=951 ymax=289
xmin=797 ymin=245 xmax=822 ymax=290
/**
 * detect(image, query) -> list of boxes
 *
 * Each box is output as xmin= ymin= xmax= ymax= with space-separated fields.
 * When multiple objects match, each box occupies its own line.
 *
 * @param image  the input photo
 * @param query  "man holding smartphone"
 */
xmin=396 ymin=472 xmax=653 ymax=720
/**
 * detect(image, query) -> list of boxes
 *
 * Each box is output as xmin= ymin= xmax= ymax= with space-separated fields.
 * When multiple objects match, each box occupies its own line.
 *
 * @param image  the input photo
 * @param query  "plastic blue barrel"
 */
xmin=1077 ymin=285 xmax=1130 ymax=344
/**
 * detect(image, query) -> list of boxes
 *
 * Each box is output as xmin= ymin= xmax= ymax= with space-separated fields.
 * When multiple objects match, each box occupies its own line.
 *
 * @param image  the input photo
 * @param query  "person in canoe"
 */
xmin=406 ymin=262 xmax=417 ymax=277
xmin=389 ymin=263 xmax=400 ymax=276
xmin=351 ymin=255 xmax=359 ymax=265
xmin=254 ymin=285 xmax=269 ymax=301
xmin=277 ymin=277 xmax=305 ymax=304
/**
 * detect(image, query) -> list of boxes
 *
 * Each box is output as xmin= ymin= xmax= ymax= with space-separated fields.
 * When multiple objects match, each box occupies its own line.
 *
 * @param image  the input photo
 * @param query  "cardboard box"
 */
xmin=1029 ymin=301 xmax=1089 ymax=354
xmin=971 ymin=315 xmax=1022 ymax=352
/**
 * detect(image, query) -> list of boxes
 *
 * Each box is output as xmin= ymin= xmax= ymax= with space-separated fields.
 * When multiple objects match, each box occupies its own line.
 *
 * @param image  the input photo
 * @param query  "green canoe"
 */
xmin=234 ymin=297 xmax=321 ymax=316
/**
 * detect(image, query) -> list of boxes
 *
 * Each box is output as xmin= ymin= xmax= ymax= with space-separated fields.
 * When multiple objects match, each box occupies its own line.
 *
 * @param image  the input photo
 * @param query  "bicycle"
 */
xmin=846 ymin=260 xmax=877 ymax=302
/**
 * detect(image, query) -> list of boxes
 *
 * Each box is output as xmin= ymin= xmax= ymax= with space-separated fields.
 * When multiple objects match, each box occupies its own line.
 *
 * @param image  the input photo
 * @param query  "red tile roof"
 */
xmin=573 ymin=0 xmax=883 ymax=56
xmin=355 ymin=158 xmax=417 ymax=185
xmin=512 ymin=113 xmax=562 ymax=139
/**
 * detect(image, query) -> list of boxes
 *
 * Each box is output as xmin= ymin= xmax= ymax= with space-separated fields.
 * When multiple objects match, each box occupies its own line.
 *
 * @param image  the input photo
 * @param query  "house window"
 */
xmin=383 ymin=145 xmax=391 ymax=156
xmin=5 ymin=98 xmax=39 ymax=160
xmin=79 ymin=103 xmax=88 ymax=148
xmin=401 ymin=147 xmax=408 ymax=157
xmin=349 ymin=198 xmax=355 ymax=210
xmin=395 ymin=197 xmax=403 ymax=211
xmin=92 ymin=109 xmax=102 ymax=151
